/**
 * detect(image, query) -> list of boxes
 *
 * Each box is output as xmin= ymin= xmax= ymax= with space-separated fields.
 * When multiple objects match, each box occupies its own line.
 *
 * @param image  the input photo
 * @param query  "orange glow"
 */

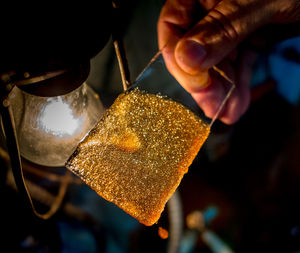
xmin=158 ymin=227 xmax=168 ymax=239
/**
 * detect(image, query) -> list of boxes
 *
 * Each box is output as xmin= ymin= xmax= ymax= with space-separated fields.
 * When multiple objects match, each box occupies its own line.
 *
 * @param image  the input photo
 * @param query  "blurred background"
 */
xmin=0 ymin=1 xmax=300 ymax=252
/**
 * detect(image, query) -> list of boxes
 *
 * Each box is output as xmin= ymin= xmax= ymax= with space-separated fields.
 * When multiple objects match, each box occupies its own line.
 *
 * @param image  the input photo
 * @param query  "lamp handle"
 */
xmin=0 ymin=100 xmax=70 ymax=219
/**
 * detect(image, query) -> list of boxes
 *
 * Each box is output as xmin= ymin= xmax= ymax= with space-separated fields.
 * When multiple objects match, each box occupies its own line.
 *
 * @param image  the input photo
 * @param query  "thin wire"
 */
xmin=209 ymin=66 xmax=236 ymax=127
xmin=133 ymin=47 xmax=166 ymax=87
xmin=132 ymin=46 xmax=236 ymax=127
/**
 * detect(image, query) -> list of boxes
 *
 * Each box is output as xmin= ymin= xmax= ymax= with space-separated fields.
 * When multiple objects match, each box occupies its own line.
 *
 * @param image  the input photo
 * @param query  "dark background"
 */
xmin=0 ymin=1 xmax=300 ymax=252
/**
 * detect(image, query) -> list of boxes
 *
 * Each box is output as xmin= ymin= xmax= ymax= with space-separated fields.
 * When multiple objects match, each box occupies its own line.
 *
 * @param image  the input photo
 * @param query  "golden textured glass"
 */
xmin=66 ymin=89 xmax=210 ymax=226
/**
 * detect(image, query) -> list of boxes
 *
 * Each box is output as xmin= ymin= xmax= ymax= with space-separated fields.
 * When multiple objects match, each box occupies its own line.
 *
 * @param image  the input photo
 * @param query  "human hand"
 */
xmin=157 ymin=0 xmax=300 ymax=124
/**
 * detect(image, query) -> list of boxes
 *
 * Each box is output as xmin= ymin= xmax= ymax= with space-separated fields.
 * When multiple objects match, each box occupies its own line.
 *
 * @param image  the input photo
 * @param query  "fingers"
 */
xmin=158 ymin=0 xmax=297 ymax=124
xmin=157 ymin=0 xmax=211 ymax=93
xmin=191 ymin=50 xmax=257 ymax=124
xmin=157 ymin=0 xmax=257 ymax=123
xmin=174 ymin=0 xmax=275 ymax=74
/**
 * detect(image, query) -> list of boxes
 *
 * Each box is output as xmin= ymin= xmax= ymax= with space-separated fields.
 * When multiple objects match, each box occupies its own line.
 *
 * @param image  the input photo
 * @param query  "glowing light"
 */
xmin=37 ymin=97 xmax=84 ymax=137
xmin=9 ymin=82 xmax=105 ymax=167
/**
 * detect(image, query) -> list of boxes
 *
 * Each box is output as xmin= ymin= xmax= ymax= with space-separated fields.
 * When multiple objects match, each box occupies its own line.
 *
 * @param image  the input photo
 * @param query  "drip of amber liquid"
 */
xmin=158 ymin=227 xmax=169 ymax=239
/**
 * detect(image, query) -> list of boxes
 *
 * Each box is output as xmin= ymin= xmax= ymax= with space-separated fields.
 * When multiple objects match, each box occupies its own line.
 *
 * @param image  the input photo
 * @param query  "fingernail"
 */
xmin=176 ymin=40 xmax=207 ymax=74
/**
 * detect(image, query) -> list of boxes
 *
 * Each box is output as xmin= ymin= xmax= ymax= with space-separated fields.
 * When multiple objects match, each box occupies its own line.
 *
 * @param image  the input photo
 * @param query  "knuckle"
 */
xmin=274 ymin=0 xmax=300 ymax=22
xmin=205 ymin=9 xmax=240 ymax=43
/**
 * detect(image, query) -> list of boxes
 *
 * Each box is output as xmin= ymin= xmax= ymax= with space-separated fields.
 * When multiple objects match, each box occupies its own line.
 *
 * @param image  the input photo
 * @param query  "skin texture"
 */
xmin=158 ymin=0 xmax=300 ymax=124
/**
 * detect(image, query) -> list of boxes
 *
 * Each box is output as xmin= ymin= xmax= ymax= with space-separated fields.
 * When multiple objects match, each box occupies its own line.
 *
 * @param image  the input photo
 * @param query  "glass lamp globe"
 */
xmin=9 ymin=82 xmax=105 ymax=167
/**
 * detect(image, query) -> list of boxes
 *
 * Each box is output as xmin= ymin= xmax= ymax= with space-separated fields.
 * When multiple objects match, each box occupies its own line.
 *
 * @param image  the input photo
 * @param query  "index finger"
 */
xmin=157 ymin=0 xmax=210 ymax=93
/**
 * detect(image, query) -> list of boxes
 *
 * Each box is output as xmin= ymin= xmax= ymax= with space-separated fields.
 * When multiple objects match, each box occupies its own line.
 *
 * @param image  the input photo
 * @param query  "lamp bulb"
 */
xmin=9 ymin=82 xmax=105 ymax=167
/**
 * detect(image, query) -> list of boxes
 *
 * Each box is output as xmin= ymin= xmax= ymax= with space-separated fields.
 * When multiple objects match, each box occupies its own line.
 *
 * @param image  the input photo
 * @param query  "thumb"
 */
xmin=174 ymin=0 xmax=275 ymax=74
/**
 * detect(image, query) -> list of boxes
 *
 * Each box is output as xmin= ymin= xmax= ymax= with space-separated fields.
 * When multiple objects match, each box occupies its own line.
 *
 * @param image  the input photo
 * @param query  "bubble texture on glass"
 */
xmin=66 ymin=89 xmax=210 ymax=226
